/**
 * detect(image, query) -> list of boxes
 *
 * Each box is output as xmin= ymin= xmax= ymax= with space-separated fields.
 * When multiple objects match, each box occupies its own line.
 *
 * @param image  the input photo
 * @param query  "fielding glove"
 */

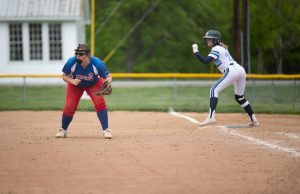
xmin=94 ymin=80 xmax=112 ymax=96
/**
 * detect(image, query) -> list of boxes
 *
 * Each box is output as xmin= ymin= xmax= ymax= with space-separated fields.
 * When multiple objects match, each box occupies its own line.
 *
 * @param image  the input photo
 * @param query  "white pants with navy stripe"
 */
xmin=210 ymin=64 xmax=246 ymax=98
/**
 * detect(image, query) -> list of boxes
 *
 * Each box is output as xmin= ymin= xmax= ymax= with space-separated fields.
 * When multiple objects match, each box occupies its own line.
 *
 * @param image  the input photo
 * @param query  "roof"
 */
xmin=0 ymin=0 xmax=90 ymax=22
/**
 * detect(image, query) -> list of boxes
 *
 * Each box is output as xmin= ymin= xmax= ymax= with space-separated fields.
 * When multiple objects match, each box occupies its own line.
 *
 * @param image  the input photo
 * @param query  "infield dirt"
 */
xmin=0 ymin=111 xmax=299 ymax=194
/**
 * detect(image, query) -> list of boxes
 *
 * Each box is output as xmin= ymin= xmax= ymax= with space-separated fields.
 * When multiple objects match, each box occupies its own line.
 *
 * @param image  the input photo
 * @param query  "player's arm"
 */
xmin=194 ymin=52 xmax=214 ymax=64
xmin=93 ymin=63 xmax=113 ymax=96
xmin=192 ymin=44 xmax=214 ymax=64
xmin=93 ymin=57 xmax=112 ymax=83
xmin=62 ymin=57 xmax=81 ymax=85
xmin=104 ymin=73 xmax=112 ymax=83
xmin=62 ymin=74 xmax=81 ymax=85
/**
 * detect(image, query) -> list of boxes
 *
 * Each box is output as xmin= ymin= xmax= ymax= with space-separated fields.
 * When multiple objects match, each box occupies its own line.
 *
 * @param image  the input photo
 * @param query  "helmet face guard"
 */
xmin=203 ymin=30 xmax=221 ymax=45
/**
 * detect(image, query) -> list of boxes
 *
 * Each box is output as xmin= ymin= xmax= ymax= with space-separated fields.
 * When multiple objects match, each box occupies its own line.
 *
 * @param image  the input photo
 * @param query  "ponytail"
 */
xmin=220 ymin=42 xmax=228 ymax=49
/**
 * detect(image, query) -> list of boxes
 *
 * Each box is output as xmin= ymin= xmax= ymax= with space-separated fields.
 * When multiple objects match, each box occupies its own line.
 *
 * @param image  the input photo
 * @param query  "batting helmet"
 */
xmin=203 ymin=30 xmax=221 ymax=45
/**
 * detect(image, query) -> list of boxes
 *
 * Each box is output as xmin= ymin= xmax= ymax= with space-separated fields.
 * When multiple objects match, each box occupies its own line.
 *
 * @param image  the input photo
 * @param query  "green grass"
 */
xmin=0 ymin=85 xmax=299 ymax=114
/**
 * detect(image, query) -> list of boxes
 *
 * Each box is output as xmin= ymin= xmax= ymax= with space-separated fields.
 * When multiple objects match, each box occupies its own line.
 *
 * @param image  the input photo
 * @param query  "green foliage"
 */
xmin=91 ymin=0 xmax=300 ymax=74
xmin=250 ymin=0 xmax=300 ymax=73
xmin=94 ymin=0 xmax=230 ymax=73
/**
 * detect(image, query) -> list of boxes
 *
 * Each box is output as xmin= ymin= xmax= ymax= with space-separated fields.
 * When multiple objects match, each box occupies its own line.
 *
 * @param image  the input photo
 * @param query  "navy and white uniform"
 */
xmin=208 ymin=45 xmax=247 ymax=98
xmin=193 ymin=42 xmax=258 ymax=125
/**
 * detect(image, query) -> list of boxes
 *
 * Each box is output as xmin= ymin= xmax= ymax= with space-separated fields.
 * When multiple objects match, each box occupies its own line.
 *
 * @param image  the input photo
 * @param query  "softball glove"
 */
xmin=94 ymin=80 xmax=112 ymax=96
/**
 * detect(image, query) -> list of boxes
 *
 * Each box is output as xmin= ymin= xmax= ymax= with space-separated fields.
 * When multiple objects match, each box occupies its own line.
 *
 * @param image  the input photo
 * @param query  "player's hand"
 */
xmin=94 ymin=80 xmax=112 ymax=96
xmin=71 ymin=79 xmax=81 ymax=85
xmin=192 ymin=44 xmax=199 ymax=53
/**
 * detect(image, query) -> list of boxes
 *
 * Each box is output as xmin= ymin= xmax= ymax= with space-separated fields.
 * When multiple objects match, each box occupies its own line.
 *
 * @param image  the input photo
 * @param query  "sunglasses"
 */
xmin=75 ymin=52 xmax=86 ymax=56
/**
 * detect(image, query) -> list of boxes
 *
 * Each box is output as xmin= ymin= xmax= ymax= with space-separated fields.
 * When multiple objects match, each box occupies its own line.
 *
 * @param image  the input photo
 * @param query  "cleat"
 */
xmin=56 ymin=128 xmax=67 ymax=138
xmin=103 ymin=129 xmax=112 ymax=139
xmin=199 ymin=117 xmax=216 ymax=126
xmin=247 ymin=121 xmax=260 ymax=127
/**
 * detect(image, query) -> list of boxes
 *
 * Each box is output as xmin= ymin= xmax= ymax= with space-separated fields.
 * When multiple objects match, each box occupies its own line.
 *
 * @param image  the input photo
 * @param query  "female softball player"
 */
xmin=192 ymin=30 xmax=259 ymax=127
xmin=56 ymin=44 xmax=112 ymax=138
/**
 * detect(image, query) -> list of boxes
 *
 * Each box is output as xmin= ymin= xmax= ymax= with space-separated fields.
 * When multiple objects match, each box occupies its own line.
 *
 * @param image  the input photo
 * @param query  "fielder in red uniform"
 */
xmin=56 ymin=44 xmax=113 ymax=139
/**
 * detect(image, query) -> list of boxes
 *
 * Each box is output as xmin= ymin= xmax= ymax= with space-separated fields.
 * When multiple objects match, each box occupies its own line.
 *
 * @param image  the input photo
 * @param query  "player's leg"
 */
xmin=234 ymin=68 xmax=259 ymax=126
xmin=56 ymin=83 xmax=84 ymax=138
xmin=201 ymin=69 xmax=233 ymax=126
xmin=86 ymin=80 xmax=112 ymax=139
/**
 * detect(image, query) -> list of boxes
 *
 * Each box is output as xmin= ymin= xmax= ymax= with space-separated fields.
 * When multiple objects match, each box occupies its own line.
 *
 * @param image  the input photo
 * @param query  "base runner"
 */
xmin=192 ymin=30 xmax=259 ymax=127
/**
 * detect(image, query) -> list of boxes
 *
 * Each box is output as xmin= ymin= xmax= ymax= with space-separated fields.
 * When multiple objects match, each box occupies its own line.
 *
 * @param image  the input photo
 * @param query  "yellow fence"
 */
xmin=0 ymin=73 xmax=300 ymax=79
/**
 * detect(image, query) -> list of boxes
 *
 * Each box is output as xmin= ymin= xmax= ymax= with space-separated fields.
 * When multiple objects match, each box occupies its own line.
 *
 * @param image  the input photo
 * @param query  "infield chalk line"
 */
xmin=168 ymin=107 xmax=201 ymax=125
xmin=276 ymin=132 xmax=300 ymax=140
xmin=219 ymin=126 xmax=300 ymax=157
xmin=168 ymin=107 xmax=300 ymax=157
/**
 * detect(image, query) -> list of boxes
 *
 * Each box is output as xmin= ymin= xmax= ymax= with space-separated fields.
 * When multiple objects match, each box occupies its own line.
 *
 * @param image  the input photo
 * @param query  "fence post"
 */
xmin=23 ymin=77 xmax=26 ymax=101
xmin=294 ymin=79 xmax=297 ymax=111
xmin=271 ymin=79 xmax=274 ymax=104
xmin=173 ymin=77 xmax=177 ymax=100
xmin=251 ymin=79 xmax=256 ymax=105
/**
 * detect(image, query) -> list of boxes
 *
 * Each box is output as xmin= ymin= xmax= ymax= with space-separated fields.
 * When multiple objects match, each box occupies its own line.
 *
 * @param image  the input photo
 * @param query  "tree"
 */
xmin=251 ymin=0 xmax=300 ymax=73
xmin=92 ymin=0 xmax=300 ymax=73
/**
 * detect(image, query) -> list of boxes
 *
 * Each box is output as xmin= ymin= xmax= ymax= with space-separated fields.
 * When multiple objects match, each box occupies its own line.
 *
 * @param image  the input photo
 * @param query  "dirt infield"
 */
xmin=0 ymin=111 xmax=299 ymax=194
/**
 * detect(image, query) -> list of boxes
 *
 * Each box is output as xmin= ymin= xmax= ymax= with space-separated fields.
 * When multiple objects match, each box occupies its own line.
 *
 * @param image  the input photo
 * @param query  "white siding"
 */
xmin=0 ymin=23 xmax=9 ymax=67
xmin=0 ymin=0 xmax=90 ymax=85
xmin=62 ymin=22 xmax=78 ymax=62
xmin=0 ymin=22 xmax=79 ymax=74
xmin=23 ymin=23 xmax=29 ymax=62
xmin=0 ymin=22 xmax=84 ymax=75
xmin=42 ymin=23 xmax=49 ymax=63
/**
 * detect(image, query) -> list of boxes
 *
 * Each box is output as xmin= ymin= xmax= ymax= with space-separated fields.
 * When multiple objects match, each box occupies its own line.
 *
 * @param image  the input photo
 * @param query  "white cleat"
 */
xmin=199 ymin=117 xmax=216 ymax=126
xmin=56 ymin=128 xmax=67 ymax=138
xmin=103 ymin=129 xmax=112 ymax=139
xmin=247 ymin=114 xmax=259 ymax=127
xmin=247 ymin=120 xmax=260 ymax=127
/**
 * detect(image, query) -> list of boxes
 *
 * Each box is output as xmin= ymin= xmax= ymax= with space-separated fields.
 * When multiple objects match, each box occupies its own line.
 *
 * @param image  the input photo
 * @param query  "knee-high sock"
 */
xmin=234 ymin=94 xmax=255 ymax=121
xmin=97 ymin=109 xmax=108 ymax=130
xmin=209 ymin=97 xmax=218 ymax=118
xmin=62 ymin=113 xmax=73 ymax=130
xmin=244 ymin=104 xmax=254 ymax=121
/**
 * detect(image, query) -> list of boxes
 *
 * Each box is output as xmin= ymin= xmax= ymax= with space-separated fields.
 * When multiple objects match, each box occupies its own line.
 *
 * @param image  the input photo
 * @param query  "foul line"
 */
xmin=168 ymin=107 xmax=300 ymax=157
xmin=219 ymin=126 xmax=300 ymax=157
xmin=276 ymin=132 xmax=300 ymax=140
xmin=168 ymin=107 xmax=201 ymax=125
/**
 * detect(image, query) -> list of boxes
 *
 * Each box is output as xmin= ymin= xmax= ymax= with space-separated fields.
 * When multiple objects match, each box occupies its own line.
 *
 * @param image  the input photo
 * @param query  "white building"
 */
xmin=0 ymin=0 xmax=90 ymax=76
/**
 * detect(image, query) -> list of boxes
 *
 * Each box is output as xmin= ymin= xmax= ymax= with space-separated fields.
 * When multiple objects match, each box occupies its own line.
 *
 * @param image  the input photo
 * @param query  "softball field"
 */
xmin=0 ymin=111 xmax=299 ymax=194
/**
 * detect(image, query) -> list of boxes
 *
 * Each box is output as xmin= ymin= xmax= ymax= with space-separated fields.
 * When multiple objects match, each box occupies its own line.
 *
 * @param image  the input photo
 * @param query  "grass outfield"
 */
xmin=0 ymin=85 xmax=299 ymax=114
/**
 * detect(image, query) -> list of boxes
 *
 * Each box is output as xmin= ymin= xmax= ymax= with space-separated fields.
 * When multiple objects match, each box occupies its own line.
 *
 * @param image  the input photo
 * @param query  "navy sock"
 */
xmin=62 ymin=113 xmax=73 ymax=130
xmin=97 ymin=109 xmax=108 ymax=130
xmin=209 ymin=97 xmax=218 ymax=118
xmin=244 ymin=104 xmax=254 ymax=121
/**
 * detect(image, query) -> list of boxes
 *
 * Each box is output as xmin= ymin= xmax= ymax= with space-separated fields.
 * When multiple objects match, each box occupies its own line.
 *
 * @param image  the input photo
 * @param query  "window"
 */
xmin=8 ymin=22 xmax=63 ymax=62
xmin=29 ymin=23 xmax=43 ymax=60
xmin=9 ymin=23 xmax=23 ymax=61
xmin=49 ymin=23 xmax=62 ymax=60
